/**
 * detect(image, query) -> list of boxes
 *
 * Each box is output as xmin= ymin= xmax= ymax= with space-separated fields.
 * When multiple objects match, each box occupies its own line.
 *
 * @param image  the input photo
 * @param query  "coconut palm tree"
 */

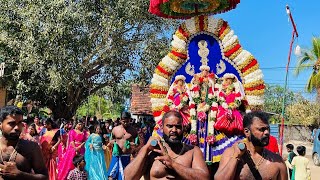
xmin=295 ymin=37 xmax=320 ymax=102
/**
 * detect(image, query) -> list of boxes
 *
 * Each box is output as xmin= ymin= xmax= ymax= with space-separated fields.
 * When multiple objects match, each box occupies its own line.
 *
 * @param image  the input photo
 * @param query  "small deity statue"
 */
xmin=188 ymin=65 xmax=218 ymax=147
xmin=190 ymin=65 xmax=216 ymax=113
xmin=214 ymin=73 xmax=244 ymax=135
xmin=166 ymin=75 xmax=190 ymax=126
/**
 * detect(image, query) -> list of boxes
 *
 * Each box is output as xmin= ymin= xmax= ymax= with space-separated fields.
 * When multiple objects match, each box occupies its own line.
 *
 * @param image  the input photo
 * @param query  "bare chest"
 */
xmin=149 ymin=153 xmax=193 ymax=179
xmin=238 ymin=161 xmax=279 ymax=180
xmin=0 ymin=148 xmax=32 ymax=172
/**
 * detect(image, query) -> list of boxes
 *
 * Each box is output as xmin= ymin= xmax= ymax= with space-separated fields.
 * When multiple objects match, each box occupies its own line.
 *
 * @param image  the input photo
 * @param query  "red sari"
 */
xmin=40 ymin=129 xmax=59 ymax=180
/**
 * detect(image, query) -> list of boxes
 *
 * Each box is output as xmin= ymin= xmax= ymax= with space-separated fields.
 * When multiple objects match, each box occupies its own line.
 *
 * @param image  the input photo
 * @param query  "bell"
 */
xmin=294 ymin=45 xmax=301 ymax=56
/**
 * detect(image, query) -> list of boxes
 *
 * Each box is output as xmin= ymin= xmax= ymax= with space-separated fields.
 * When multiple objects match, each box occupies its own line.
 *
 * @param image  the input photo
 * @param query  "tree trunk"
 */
xmin=48 ymin=86 xmax=88 ymax=120
xmin=50 ymin=102 xmax=77 ymax=120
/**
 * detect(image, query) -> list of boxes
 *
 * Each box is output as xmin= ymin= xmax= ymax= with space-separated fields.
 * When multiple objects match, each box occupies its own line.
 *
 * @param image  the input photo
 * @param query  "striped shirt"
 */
xmin=67 ymin=168 xmax=87 ymax=180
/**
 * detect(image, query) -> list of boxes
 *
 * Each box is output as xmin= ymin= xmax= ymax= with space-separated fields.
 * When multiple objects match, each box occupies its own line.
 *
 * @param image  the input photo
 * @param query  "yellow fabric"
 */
xmin=104 ymin=148 xmax=112 ymax=170
xmin=215 ymin=133 xmax=225 ymax=141
xmin=291 ymin=156 xmax=311 ymax=180
xmin=16 ymin=102 xmax=23 ymax=109
xmin=212 ymin=155 xmax=221 ymax=163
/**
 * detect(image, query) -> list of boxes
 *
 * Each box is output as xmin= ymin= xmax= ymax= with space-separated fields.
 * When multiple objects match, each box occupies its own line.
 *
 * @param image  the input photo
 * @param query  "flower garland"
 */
xmin=218 ymin=82 xmax=242 ymax=110
xmin=150 ymin=15 xmax=265 ymax=138
xmin=149 ymin=0 xmax=240 ymax=19
xmin=189 ymin=80 xmax=218 ymax=138
xmin=166 ymin=87 xmax=189 ymax=110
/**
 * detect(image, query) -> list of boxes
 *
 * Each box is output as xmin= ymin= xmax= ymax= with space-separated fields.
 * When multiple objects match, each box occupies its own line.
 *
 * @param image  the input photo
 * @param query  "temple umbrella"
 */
xmin=149 ymin=0 xmax=240 ymax=19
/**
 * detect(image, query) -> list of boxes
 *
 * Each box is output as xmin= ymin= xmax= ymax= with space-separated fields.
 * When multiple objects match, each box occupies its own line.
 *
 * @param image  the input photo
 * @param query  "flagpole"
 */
xmin=279 ymin=5 xmax=299 ymax=156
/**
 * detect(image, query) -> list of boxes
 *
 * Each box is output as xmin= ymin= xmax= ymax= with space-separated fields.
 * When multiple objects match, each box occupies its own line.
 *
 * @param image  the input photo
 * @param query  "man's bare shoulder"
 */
xmin=17 ymin=139 xmax=40 ymax=158
xmin=221 ymin=146 xmax=234 ymax=157
xmin=19 ymin=139 xmax=38 ymax=149
xmin=112 ymin=125 xmax=121 ymax=132
xmin=264 ymin=149 xmax=284 ymax=163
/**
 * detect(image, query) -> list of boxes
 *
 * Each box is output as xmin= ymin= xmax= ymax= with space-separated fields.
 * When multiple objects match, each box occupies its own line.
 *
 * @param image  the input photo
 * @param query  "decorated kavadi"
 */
xmin=149 ymin=0 xmax=240 ymax=19
xmin=150 ymin=15 xmax=265 ymax=163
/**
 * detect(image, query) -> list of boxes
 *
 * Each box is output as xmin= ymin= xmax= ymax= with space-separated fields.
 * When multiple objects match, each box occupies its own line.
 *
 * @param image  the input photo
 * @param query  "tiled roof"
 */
xmin=130 ymin=84 xmax=152 ymax=115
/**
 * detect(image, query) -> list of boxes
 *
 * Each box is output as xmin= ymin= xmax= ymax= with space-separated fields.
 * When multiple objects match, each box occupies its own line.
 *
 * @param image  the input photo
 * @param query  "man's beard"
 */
xmin=2 ymin=132 xmax=20 ymax=141
xmin=250 ymin=133 xmax=269 ymax=147
xmin=163 ymin=133 xmax=183 ymax=145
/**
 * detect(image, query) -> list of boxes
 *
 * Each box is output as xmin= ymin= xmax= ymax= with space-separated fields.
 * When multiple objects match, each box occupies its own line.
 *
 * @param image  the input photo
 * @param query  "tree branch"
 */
xmin=82 ymin=30 xmax=110 ymax=66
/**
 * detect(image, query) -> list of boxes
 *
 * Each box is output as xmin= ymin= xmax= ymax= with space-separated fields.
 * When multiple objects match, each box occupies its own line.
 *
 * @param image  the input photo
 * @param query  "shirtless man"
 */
xmin=107 ymin=111 xmax=138 ymax=180
xmin=0 ymin=106 xmax=48 ymax=180
xmin=215 ymin=111 xmax=288 ymax=180
xmin=124 ymin=110 xmax=209 ymax=180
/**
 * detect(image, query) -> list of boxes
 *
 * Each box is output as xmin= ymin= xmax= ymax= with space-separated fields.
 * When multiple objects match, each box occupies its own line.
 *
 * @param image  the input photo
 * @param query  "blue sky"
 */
xmin=214 ymin=1 xmax=319 ymax=101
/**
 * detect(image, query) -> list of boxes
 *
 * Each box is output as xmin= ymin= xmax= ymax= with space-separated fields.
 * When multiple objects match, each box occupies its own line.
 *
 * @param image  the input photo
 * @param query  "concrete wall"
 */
xmin=283 ymin=124 xmax=314 ymax=143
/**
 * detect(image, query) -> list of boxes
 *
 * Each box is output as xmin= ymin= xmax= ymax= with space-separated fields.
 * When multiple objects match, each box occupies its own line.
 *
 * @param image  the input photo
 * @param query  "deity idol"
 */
xmin=188 ymin=65 xmax=218 ymax=148
xmin=166 ymin=75 xmax=190 ymax=126
xmin=189 ymin=65 xmax=217 ymax=122
xmin=214 ymin=73 xmax=244 ymax=135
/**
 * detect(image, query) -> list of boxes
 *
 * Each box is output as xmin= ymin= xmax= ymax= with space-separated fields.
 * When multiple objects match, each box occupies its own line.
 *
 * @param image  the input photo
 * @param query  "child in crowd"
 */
xmin=67 ymin=155 xmax=87 ymax=180
xmin=285 ymin=144 xmax=296 ymax=179
xmin=291 ymin=146 xmax=311 ymax=180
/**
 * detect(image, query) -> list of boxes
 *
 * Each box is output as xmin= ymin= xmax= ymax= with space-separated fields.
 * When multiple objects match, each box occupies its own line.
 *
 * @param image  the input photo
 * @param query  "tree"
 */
xmin=286 ymin=98 xmax=320 ymax=127
xmin=76 ymin=94 xmax=124 ymax=120
xmin=264 ymin=84 xmax=296 ymax=123
xmin=0 ymin=0 xmax=174 ymax=119
xmin=295 ymin=37 xmax=320 ymax=102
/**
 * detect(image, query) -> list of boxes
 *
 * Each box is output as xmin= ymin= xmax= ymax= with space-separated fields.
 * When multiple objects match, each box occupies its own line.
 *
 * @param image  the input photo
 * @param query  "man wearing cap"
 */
xmin=107 ymin=112 xmax=138 ymax=180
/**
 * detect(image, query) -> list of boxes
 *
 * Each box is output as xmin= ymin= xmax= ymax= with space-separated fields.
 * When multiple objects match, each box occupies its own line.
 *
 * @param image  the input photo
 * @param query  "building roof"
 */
xmin=130 ymin=84 xmax=153 ymax=115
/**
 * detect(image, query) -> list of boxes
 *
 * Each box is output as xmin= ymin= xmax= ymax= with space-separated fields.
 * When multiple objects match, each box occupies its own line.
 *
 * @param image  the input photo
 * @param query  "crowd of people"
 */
xmin=0 ymin=106 xmax=153 ymax=180
xmin=0 ymin=105 xmax=314 ymax=180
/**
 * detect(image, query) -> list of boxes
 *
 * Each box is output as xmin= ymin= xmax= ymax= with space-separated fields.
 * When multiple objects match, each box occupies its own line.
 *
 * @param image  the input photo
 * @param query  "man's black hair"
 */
xmin=296 ymin=146 xmax=306 ymax=156
xmin=44 ymin=118 xmax=54 ymax=126
xmin=243 ymin=111 xmax=269 ymax=129
xmin=29 ymin=123 xmax=40 ymax=136
xmin=76 ymin=120 xmax=84 ymax=124
xmin=72 ymin=154 xmax=85 ymax=166
xmin=0 ymin=106 xmax=23 ymax=123
xmin=161 ymin=110 xmax=183 ymax=126
xmin=286 ymin=144 xmax=294 ymax=150
xmin=121 ymin=111 xmax=131 ymax=119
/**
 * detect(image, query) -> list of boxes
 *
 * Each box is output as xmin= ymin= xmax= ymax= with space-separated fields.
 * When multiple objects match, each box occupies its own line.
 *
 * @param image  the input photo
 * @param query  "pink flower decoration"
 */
xmin=188 ymin=134 xmax=198 ymax=145
xmin=227 ymin=109 xmax=233 ymax=120
xmin=206 ymin=135 xmax=216 ymax=145
xmin=197 ymin=111 xmax=207 ymax=122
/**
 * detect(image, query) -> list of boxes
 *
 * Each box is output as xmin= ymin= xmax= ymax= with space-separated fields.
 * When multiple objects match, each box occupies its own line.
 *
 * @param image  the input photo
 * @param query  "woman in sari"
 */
xmin=84 ymin=125 xmax=108 ymax=179
xmin=58 ymin=120 xmax=88 ymax=180
xmin=40 ymin=118 xmax=61 ymax=180
xmin=103 ymin=122 xmax=112 ymax=170
xmin=57 ymin=120 xmax=72 ymax=166
xmin=24 ymin=123 xmax=40 ymax=146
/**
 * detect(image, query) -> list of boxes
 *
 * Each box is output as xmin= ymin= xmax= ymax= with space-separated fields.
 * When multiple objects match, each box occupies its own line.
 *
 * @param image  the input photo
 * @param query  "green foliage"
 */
xmin=76 ymin=95 xmax=124 ymax=120
xmin=0 ymin=0 xmax=174 ymax=118
xmin=263 ymin=84 xmax=297 ymax=123
xmin=295 ymin=37 xmax=320 ymax=101
xmin=264 ymin=84 xmax=320 ymax=126
xmin=286 ymin=98 xmax=320 ymax=127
